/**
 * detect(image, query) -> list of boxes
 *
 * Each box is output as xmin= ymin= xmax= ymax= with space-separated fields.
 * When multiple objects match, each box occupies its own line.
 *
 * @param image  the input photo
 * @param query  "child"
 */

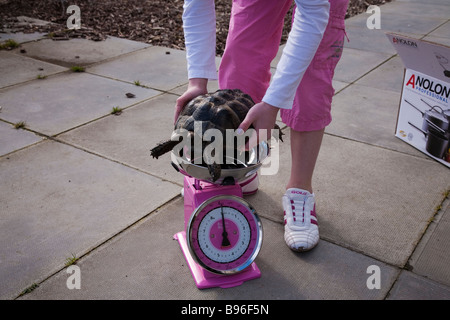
xmin=175 ymin=0 xmax=349 ymax=251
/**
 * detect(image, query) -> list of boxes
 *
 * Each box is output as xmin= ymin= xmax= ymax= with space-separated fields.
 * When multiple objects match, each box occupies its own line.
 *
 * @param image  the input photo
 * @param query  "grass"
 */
xmin=133 ymin=80 xmax=149 ymax=88
xmin=19 ymin=283 xmax=39 ymax=296
xmin=36 ymin=74 xmax=47 ymax=79
xmin=14 ymin=121 xmax=26 ymax=129
xmin=70 ymin=66 xmax=85 ymax=72
xmin=444 ymin=189 xmax=450 ymax=199
xmin=111 ymin=106 xmax=123 ymax=115
xmin=434 ymin=188 xmax=450 ymax=214
xmin=0 ymin=39 xmax=19 ymax=50
xmin=65 ymin=253 xmax=78 ymax=266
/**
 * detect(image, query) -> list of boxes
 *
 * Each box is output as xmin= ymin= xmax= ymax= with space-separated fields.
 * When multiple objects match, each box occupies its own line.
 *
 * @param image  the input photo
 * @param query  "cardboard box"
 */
xmin=387 ymin=33 xmax=450 ymax=168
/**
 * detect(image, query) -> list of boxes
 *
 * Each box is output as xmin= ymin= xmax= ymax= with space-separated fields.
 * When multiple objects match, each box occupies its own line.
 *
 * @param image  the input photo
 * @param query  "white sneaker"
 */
xmin=240 ymin=172 xmax=259 ymax=196
xmin=283 ymin=188 xmax=319 ymax=252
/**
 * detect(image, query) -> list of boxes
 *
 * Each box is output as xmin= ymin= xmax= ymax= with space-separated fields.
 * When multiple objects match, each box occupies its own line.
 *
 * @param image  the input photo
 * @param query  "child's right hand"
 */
xmin=174 ymin=78 xmax=208 ymax=124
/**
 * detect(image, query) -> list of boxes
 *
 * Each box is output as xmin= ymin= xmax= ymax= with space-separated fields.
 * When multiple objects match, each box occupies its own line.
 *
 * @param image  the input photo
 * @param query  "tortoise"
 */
xmin=150 ymin=89 xmax=283 ymax=182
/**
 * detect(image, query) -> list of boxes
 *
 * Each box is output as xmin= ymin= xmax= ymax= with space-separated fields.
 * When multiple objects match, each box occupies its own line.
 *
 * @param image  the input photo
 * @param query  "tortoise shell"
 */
xmin=175 ymin=89 xmax=254 ymax=135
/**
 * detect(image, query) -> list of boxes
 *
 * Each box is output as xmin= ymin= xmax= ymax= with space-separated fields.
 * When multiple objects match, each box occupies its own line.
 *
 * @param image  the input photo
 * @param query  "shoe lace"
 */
xmin=290 ymin=198 xmax=306 ymax=225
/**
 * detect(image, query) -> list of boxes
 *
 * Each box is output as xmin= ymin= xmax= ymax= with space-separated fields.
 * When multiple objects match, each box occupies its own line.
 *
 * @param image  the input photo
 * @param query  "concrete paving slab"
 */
xmin=0 ymin=51 xmax=67 ymax=88
xmin=344 ymin=26 xmax=397 ymax=55
xmin=313 ymin=136 xmax=448 ymax=267
xmin=0 ymin=72 xmax=159 ymax=136
xmin=396 ymin=0 xmax=450 ymax=5
xmin=355 ymin=56 xmax=405 ymax=93
xmin=19 ymin=197 xmax=399 ymax=300
xmin=0 ymin=139 xmax=180 ymax=300
xmin=87 ymin=46 xmax=190 ymax=91
xmin=14 ymin=37 xmax=150 ymax=68
xmin=333 ymin=47 xmax=392 ymax=84
xmin=378 ymin=1 xmax=450 ymax=20
xmin=423 ymin=35 xmax=450 ymax=48
xmin=0 ymin=121 xmax=43 ymax=156
xmin=246 ymin=131 xmax=449 ymax=267
xmin=388 ymin=271 xmax=450 ymax=300
xmin=344 ymin=11 xmax=446 ymax=36
xmin=427 ymin=20 xmax=450 ymax=40
xmin=409 ymin=201 xmax=450 ymax=287
xmin=0 ymin=32 xmax=47 ymax=44
xmin=325 ymin=83 xmax=426 ymax=158
xmin=59 ymin=93 xmax=184 ymax=185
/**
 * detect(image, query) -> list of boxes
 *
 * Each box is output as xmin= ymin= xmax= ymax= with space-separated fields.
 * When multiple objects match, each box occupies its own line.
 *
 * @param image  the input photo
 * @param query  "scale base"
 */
xmin=174 ymin=231 xmax=261 ymax=289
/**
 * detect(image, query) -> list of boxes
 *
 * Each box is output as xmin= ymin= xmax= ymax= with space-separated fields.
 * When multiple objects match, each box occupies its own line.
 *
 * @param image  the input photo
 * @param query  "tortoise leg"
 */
xmin=150 ymin=140 xmax=179 ymax=159
xmin=273 ymin=124 xmax=284 ymax=142
xmin=207 ymin=163 xmax=222 ymax=182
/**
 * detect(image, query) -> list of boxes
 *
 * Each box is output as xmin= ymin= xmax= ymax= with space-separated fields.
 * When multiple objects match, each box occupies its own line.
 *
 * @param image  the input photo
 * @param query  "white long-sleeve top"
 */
xmin=182 ymin=0 xmax=330 ymax=109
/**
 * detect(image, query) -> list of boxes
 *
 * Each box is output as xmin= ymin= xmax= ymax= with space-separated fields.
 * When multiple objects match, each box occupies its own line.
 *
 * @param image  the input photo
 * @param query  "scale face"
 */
xmin=187 ymin=195 xmax=263 ymax=275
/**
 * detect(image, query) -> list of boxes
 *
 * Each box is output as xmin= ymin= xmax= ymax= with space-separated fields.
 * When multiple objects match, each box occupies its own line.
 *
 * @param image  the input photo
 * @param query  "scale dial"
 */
xmin=187 ymin=195 xmax=263 ymax=275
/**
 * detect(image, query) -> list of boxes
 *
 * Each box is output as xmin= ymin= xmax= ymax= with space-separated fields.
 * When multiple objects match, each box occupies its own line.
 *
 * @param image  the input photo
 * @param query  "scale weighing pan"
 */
xmin=171 ymin=141 xmax=269 ymax=184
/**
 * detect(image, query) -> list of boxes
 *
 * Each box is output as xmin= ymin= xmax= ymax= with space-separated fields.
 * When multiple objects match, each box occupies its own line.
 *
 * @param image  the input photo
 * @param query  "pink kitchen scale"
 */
xmin=172 ymin=142 xmax=268 ymax=289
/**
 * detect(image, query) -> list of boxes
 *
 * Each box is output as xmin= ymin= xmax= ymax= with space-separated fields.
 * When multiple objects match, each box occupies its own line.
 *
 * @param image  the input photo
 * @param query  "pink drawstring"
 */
xmin=344 ymin=29 xmax=350 ymax=42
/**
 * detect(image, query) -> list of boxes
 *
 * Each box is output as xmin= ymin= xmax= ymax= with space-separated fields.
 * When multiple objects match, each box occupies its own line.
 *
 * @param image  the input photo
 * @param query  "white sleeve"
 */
xmin=182 ymin=0 xmax=218 ymax=80
xmin=262 ymin=0 xmax=330 ymax=109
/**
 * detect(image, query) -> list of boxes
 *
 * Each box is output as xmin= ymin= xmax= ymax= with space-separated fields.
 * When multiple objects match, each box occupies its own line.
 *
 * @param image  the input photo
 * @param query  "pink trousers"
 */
xmin=218 ymin=0 xmax=349 ymax=132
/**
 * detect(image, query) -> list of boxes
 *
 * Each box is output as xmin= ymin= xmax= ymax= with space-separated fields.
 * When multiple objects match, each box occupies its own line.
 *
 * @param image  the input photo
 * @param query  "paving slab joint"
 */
xmin=422 ymin=18 xmax=450 ymax=39
xmin=323 ymin=130 xmax=437 ymax=162
xmin=405 ymin=190 xmax=450 ymax=271
xmin=51 ymin=135 xmax=185 ymax=186
xmin=339 ymin=53 xmax=398 ymax=88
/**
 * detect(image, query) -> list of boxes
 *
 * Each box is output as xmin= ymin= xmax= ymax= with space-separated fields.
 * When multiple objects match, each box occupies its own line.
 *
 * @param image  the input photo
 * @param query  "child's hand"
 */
xmin=174 ymin=78 xmax=208 ymax=124
xmin=237 ymin=101 xmax=279 ymax=149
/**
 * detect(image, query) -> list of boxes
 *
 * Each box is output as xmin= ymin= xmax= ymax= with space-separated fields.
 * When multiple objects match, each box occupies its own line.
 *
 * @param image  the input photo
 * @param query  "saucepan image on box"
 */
xmin=387 ymin=32 xmax=450 ymax=168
